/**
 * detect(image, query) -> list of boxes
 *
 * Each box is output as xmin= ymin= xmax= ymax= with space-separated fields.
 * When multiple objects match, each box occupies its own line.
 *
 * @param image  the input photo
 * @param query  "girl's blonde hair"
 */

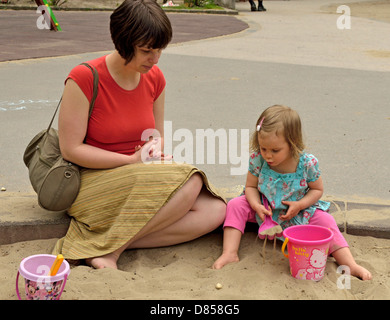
xmin=250 ymin=105 xmax=305 ymax=159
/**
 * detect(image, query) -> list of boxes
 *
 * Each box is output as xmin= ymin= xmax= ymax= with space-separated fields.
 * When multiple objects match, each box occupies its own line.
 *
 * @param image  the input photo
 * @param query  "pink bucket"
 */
xmin=16 ymin=254 xmax=70 ymax=300
xmin=281 ymin=225 xmax=333 ymax=281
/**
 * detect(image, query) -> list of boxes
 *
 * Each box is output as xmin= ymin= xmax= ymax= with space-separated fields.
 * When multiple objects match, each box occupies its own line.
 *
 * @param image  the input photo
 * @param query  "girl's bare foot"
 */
xmin=85 ymin=251 xmax=120 ymax=269
xmin=212 ymin=252 xmax=239 ymax=269
xmin=332 ymin=247 xmax=372 ymax=280
xmin=351 ymin=263 xmax=372 ymax=281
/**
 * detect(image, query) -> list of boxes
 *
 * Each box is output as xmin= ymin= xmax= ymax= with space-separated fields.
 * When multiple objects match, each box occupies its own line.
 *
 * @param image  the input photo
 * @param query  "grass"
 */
xmin=162 ymin=0 xmax=224 ymax=11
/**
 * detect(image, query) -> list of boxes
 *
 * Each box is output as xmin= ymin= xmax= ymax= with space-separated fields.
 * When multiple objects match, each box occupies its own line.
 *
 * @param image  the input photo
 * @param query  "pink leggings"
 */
xmin=224 ymin=195 xmax=348 ymax=254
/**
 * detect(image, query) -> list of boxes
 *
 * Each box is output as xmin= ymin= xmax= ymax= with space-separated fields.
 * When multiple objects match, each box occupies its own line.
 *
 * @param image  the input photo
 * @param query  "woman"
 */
xmin=53 ymin=0 xmax=226 ymax=269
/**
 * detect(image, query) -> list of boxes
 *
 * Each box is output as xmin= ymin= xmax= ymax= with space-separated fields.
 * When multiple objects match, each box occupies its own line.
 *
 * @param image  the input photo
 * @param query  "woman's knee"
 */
xmin=179 ymin=173 xmax=203 ymax=204
xmin=213 ymin=198 xmax=227 ymax=224
xmin=187 ymin=173 xmax=203 ymax=192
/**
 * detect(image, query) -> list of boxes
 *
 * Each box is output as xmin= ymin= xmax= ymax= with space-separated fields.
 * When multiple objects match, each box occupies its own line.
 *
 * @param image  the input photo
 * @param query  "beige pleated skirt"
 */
xmin=52 ymin=162 xmax=225 ymax=260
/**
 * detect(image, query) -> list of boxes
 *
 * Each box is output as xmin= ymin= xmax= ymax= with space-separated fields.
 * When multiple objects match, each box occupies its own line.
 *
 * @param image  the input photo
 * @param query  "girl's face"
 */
xmin=128 ymin=45 xmax=162 ymax=73
xmin=258 ymin=131 xmax=293 ymax=171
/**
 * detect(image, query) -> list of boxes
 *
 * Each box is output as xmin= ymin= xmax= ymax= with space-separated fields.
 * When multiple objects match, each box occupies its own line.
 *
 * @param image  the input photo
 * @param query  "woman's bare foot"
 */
xmin=85 ymin=251 xmax=120 ymax=269
xmin=212 ymin=252 xmax=239 ymax=269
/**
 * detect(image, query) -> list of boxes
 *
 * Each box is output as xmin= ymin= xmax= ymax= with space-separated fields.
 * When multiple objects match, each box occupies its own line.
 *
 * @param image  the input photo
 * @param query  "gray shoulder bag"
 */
xmin=23 ymin=63 xmax=98 ymax=211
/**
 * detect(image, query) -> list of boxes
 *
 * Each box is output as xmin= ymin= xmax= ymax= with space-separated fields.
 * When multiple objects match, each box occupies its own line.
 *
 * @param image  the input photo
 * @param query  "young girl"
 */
xmin=212 ymin=105 xmax=371 ymax=280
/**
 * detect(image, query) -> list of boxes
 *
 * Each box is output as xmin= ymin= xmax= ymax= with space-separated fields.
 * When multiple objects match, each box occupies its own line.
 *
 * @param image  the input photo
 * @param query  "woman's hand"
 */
xmin=135 ymin=138 xmax=173 ymax=162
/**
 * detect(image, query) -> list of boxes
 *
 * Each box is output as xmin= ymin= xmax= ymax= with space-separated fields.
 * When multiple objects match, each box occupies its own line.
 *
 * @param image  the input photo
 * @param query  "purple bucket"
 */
xmin=16 ymin=254 xmax=70 ymax=300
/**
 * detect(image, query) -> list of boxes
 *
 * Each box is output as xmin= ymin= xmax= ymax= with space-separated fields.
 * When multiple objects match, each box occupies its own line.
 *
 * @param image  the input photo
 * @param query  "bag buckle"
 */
xmin=64 ymin=171 xmax=73 ymax=179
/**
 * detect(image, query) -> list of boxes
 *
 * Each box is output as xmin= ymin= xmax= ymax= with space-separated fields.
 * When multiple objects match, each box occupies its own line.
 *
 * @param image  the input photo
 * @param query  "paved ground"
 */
xmin=0 ymin=0 xmax=389 ymax=245
xmin=0 ymin=10 xmax=246 ymax=62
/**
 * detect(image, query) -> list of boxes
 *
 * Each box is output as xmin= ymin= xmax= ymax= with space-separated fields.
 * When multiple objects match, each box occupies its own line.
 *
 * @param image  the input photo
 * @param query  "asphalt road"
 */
xmin=1 ymin=1 xmax=389 ymax=203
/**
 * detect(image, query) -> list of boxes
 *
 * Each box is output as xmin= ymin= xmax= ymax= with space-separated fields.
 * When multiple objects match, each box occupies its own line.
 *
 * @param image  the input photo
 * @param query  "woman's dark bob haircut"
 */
xmin=110 ymin=0 xmax=172 ymax=64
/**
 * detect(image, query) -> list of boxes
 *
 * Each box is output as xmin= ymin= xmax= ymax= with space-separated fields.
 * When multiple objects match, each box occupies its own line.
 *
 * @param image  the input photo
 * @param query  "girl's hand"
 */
xmin=256 ymin=204 xmax=272 ymax=222
xmin=280 ymin=200 xmax=302 ymax=221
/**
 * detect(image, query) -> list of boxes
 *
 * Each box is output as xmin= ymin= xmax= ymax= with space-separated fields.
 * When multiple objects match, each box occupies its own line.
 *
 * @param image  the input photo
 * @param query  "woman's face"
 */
xmin=128 ymin=45 xmax=162 ymax=73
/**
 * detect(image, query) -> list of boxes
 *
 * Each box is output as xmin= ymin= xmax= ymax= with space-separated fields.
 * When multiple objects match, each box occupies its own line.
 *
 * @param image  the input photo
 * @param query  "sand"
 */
xmin=1 ymin=0 xmax=390 ymax=301
xmin=2 ymin=231 xmax=390 ymax=300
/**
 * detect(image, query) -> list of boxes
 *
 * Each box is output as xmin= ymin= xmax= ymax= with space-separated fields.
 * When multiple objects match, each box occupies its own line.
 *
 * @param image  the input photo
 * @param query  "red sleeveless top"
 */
xmin=66 ymin=55 xmax=166 ymax=155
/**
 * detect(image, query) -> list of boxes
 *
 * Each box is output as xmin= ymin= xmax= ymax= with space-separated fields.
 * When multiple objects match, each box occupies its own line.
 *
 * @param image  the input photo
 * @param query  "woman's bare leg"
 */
xmin=86 ymin=173 xmax=226 ymax=269
xmin=128 ymin=188 xmax=226 ymax=248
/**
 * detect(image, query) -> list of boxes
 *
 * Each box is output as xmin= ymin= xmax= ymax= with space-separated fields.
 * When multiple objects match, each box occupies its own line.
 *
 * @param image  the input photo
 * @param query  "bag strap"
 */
xmin=80 ymin=62 xmax=99 ymax=119
xmin=46 ymin=63 xmax=99 ymax=132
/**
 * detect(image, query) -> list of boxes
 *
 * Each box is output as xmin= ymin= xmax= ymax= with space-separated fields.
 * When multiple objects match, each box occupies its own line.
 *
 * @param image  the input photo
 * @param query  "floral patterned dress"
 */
xmin=248 ymin=151 xmax=330 ymax=230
